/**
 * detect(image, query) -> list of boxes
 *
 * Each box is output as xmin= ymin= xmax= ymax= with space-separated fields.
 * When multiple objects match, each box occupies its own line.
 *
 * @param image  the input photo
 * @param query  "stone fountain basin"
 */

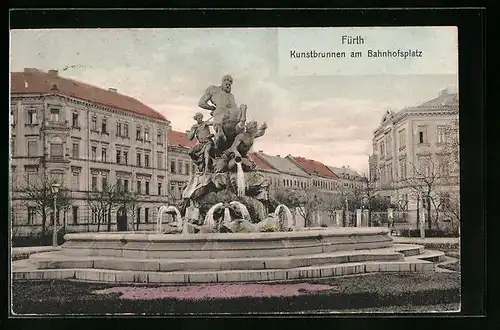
xmin=61 ymin=227 xmax=393 ymax=259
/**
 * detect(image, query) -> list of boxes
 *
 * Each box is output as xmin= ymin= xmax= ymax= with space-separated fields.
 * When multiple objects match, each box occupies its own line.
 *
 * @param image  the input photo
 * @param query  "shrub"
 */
xmin=12 ymin=227 xmax=74 ymax=247
xmin=403 ymin=228 xmax=458 ymax=238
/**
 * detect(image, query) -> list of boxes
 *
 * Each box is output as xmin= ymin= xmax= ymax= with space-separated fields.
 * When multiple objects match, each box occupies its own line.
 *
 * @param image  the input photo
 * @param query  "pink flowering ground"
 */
xmin=92 ymin=283 xmax=335 ymax=301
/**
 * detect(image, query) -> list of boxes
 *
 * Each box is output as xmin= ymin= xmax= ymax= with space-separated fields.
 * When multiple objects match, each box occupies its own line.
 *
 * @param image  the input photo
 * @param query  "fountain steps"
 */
xmin=12 ymin=257 xmax=438 ymax=284
xmin=27 ymin=245 xmax=424 ymax=272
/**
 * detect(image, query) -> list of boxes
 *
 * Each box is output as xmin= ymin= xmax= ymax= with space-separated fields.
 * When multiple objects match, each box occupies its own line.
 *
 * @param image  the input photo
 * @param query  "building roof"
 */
xmin=290 ymin=156 xmax=339 ymax=179
xmin=328 ymin=166 xmax=362 ymax=179
xmin=167 ymin=130 xmax=197 ymax=149
xmin=248 ymin=152 xmax=277 ymax=172
xmin=11 ymin=68 xmax=168 ymax=122
xmin=253 ymin=152 xmax=309 ymax=177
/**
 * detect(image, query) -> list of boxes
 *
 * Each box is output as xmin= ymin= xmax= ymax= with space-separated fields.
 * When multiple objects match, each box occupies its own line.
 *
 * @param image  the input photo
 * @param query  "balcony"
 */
xmin=42 ymin=120 xmax=70 ymax=131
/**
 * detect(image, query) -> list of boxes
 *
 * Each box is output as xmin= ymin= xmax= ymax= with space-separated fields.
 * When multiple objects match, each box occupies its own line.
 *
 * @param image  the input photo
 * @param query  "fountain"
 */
xmin=13 ymin=74 xmax=446 ymax=284
xmin=274 ymin=204 xmax=294 ymax=230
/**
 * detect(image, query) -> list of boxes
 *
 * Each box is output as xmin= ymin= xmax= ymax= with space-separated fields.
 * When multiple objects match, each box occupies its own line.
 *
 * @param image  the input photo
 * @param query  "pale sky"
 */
xmin=10 ymin=28 xmax=458 ymax=174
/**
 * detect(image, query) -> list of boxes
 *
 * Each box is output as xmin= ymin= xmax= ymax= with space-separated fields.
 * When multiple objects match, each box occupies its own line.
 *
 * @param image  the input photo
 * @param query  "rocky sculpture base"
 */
xmin=180 ymin=171 xmax=271 ymax=226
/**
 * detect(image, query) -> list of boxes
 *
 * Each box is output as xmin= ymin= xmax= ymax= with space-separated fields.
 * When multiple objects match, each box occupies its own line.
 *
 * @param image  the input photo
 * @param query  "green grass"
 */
xmin=11 ymin=272 xmax=461 ymax=315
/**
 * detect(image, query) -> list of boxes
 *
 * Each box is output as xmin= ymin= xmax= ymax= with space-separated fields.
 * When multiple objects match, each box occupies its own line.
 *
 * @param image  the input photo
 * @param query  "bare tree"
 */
xmin=85 ymin=183 xmax=121 ymax=232
xmin=18 ymin=175 xmax=72 ymax=233
xmin=357 ymin=175 xmax=382 ymax=226
xmin=403 ymin=155 xmax=449 ymax=230
xmin=116 ymin=190 xmax=142 ymax=230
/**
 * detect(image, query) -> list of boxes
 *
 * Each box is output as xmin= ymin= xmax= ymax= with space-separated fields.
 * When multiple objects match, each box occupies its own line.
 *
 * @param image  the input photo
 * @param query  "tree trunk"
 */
xmin=107 ymin=207 xmax=112 ymax=232
xmin=368 ymin=208 xmax=372 ymax=227
xmin=41 ymin=208 xmax=47 ymax=233
xmin=427 ymin=197 xmax=432 ymax=230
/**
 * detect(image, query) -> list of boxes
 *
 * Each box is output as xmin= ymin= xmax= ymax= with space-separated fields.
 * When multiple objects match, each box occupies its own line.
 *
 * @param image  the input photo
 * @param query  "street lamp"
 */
xmin=50 ymin=183 xmax=60 ymax=247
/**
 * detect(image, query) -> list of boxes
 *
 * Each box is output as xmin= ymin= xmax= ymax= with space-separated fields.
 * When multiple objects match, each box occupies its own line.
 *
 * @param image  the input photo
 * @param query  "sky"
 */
xmin=10 ymin=28 xmax=458 ymax=174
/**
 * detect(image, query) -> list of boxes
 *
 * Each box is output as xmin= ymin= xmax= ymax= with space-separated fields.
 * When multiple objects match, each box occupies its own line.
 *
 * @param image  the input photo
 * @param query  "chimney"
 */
xmin=108 ymin=88 xmax=118 ymax=93
xmin=258 ymin=150 xmax=263 ymax=153
xmin=276 ymin=155 xmax=280 ymax=158
xmin=439 ymin=88 xmax=449 ymax=96
xmin=48 ymin=69 xmax=59 ymax=77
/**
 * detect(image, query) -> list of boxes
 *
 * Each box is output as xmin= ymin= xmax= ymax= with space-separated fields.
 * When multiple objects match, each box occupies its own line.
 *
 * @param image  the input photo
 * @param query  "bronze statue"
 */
xmin=198 ymin=75 xmax=247 ymax=153
xmin=214 ymin=120 xmax=267 ymax=173
xmin=187 ymin=112 xmax=215 ymax=173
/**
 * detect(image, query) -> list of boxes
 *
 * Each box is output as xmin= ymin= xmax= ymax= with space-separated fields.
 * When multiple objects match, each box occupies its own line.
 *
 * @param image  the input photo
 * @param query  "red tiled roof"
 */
xmin=168 ymin=130 xmax=197 ymax=148
xmin=289 ymin=156 xmax=339 ymax=179
xmin=10 ymin=69 xmax=168 ymax=121
xmin=248 ymin=152 xmax=275 ymax=171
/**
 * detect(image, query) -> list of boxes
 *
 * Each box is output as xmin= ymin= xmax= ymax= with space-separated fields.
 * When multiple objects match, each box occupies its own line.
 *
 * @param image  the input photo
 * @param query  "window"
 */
xmin=437 ymin=125 xmax=446 ymax=144
xmin=192 ymin=164 xmax=196 ymax=174
xmin=26 ymin=169 xmax=38 ymax=185
xmin=72 ymin=172 xmax=80 ymax=190
xmin=116 ymin=122 xmax=122 ymax=136
xmin=418 ymin=126 xmax=428 ymax=144
xmin=102 ymin=148 xmax=107 ymax=162
xmin=116 ymin=178 xmax=123 ymax=192
xmin=136 ymin=208 xmax=141 ymax=224
xmin=50 ymin=108 xmax=59 ymax=122
xmin=72 ymin=113 xmax=79 ymax=128
xmin=144 ymin=127 xmax=150 ymax=141
xmin=27 ymin=207 xmax=36 ymax=225
xmin=170 ymin=160 xmax=176 ymax=173
xmin=124 ymin=179 xmax=129 ymax=192
xmin=136 ymin=125 xmax=142 ymax=140
xmin=50 ymin=143 xmax=64 ymax=160
xmin=137 ymin=153 xmax=142 ymax=166
xmin=145 ymin=154 xmax=150 ymax=168
xmin=27 ymin=140 xmax=38 ymax=157
xmin=102 ymin=176 xmax=108 ymax=190
xmin=157 ymin=152 xmax=163 ymax=169
xmin=10 ymin=107 xmax=16 ymax=126
xmin=116 ymin=150 xmax=121 ymax=164
xmin=398 ymin=129 xmax=406 ymax=149
xmin=185 ymin=162 xmax=190 ymax=175
xmin=145 ymin=208 xmax=149 ymax=224
xmin=379 ymin=141 xmax=385 ymax=158
xmin=124 ymin=123 xmax=129 ymax=137
xmin=145 ymin=181 xmax=150 ymax=195
xmin=27 ymin=110 xmax=37 ymax=124
xmin=91 ymin=116 xmax=97 ymax=131
xmin=123 ymin=151 xmax=128 ymax=165
xmin=102 ymin=118 xmax=108 ymax=134
xmin=137 ymin=180 xmax=142 ymax=194
xmin=92 ymin=176 xmax=98 ymax=191
xmin=72 ymin=143 xmax=79 ymax=158
xmin=11 ymin=139 xmax=15 ymax=156
xmin=72 ymin=206 xmax=78 ymax=225
xmin=89 ymin=146 xmax=96 ymax=161
xmin=386 ymin=135 xmax=392 ymax=158
xmin=158 ymin=182 xmax=162 ymax=195
xmin=157 ymin=130 xmax=163 ymax=144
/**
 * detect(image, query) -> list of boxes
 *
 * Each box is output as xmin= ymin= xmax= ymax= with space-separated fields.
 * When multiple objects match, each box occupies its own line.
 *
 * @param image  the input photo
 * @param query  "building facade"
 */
xmin=328 ymin=166 xmax=364 ymax=191
xmin=369 ymin=88 xmax=459 ymax=225
xmin=167 ymin=130 xmax=197 ymax=203
xmin=10 ymin=68 xmax=172 ymax=235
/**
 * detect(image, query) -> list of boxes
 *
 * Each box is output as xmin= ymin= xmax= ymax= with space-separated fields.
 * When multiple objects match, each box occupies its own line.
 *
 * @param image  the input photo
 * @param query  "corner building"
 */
xmin=10 ymin=68 xmax=171 ymax=234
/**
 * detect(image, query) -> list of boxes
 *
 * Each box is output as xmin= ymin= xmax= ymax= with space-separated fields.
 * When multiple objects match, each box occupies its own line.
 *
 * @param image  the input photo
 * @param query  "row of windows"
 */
xmin=84 ymin=112 xmax=165 ymax=144
xmin=377 ymin=125 xmax=450 ymax=160
xmin=378 ymin=156 xmax=450 ymax=184
xmin=89 ymin=174 xmax=164 ymax=196
xmin=170 ymin=159 xmax=196 ymax=176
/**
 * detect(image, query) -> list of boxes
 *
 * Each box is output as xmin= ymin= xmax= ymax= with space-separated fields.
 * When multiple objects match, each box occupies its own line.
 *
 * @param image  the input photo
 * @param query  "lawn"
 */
xmin=11 ymin=272 xmax=461 ymax=315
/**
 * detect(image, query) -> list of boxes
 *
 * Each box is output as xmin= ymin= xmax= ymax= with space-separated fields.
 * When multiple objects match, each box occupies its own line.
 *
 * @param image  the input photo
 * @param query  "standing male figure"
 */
xmin=198 ymin=75 xmax=247 ymax=153
xmin=187 ymin=112 xmax=215 ymax=173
